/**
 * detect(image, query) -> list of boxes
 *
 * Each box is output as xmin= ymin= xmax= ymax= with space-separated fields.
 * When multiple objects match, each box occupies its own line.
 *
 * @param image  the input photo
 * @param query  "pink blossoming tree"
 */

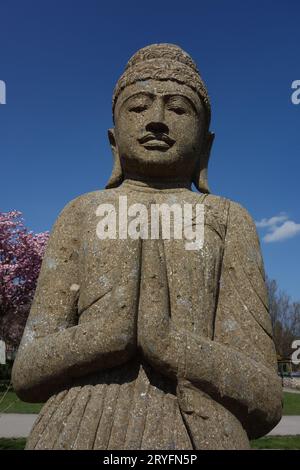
xmin=0 ymin=211 xmax=49 ymax=349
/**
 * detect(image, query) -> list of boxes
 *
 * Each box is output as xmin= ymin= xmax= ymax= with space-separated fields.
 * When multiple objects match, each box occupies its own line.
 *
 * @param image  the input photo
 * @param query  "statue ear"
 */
xmin=192 ymin=131 xmax=214 ymax=194
xmin=105 ymin=128 xmax=124 ymax=189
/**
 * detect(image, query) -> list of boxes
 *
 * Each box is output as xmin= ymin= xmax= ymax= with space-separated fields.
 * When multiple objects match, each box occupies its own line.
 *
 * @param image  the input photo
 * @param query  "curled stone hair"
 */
xmin=107 ymin=43 xmax=214 ymax=193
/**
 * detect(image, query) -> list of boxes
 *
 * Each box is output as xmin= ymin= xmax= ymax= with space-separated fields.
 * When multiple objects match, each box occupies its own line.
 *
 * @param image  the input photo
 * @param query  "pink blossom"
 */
xmin=0 ymin=211 xmax=49 ymax=348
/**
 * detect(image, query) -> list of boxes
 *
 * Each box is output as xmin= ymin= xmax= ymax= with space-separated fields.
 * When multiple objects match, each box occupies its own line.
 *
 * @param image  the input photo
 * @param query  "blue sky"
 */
xmin=1 ymin=0 xmax=299 ymax=300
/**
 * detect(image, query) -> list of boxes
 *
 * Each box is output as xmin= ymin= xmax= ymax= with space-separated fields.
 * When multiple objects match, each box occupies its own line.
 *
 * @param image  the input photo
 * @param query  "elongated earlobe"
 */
xmin=105 ymin=128 xmax=124 ymax=189
xmin=192 ymin=132 xmax=214 ymax=194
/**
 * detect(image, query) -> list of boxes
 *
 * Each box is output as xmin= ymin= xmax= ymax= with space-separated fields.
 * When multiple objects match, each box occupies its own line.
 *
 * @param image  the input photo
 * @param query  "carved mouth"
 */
xmin=138 ymin=133 xmax=175 ymax=150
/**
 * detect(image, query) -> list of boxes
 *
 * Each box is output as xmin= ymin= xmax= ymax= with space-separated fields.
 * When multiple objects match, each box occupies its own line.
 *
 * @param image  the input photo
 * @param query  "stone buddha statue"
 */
xmin=12 ymin=44 xmax=282 ymax=450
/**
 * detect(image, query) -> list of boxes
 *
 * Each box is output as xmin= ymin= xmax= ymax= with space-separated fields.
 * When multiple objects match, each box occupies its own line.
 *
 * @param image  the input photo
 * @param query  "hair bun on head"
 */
xmin=125 ymin=43 xmax=199 ymax=73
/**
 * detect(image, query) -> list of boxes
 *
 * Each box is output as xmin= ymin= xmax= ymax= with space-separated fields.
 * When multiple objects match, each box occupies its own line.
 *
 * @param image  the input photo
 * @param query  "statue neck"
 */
xmin=121 ymin=177 xmax=192 ymax=192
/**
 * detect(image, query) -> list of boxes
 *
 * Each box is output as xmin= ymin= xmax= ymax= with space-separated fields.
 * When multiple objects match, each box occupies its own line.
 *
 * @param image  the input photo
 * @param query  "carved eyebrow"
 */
xmin=120 ymin=92 xmax=155 ymax=107
xmin=164 ymin=94 xmax=198 ymax=114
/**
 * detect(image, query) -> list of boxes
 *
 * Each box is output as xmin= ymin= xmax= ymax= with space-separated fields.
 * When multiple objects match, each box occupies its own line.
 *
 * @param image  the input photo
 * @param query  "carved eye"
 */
xmin=129 ymin=105 xmax=148 ymax=113
xmin=168 ymin=107 xmax=186 ymax=115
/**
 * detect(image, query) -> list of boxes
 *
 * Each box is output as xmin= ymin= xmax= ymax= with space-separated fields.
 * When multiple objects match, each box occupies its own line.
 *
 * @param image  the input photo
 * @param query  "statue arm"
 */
xmin=139 ymin=203 xmax=282 ymax=439
xmin=12 ymin=197 xmax=136 ymax=402
xmin=207 ymin=201 xmax=283 ymax=438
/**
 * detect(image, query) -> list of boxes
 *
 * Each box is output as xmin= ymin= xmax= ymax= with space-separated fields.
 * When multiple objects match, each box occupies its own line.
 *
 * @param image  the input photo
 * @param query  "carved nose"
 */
xmin=145 ymin=98 xmax=169 ymax=135
xmin=145 ymin=121 xmax=169 ymax=135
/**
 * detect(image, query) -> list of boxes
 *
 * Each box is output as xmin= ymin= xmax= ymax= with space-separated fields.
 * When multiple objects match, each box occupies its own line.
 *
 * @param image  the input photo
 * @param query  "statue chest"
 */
xmin=77 ymin=195 xmax=228 ymax=339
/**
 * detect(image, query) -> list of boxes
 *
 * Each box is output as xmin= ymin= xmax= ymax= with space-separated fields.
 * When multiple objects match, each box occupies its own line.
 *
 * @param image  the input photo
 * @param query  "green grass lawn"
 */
xmin=282 ymin=392 xmax=300 ymax=415
xmin=0 ymin=390 xmax=43 ymax=414
xmin=251 ymin=435 xmax=300 ymax=450
xmin=0 ymin=438 xmax=26 ymax=450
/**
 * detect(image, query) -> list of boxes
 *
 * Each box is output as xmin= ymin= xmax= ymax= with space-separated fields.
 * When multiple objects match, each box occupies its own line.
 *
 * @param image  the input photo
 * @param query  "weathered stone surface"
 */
xmin=12 ymin=44 xmax=282 ymax=449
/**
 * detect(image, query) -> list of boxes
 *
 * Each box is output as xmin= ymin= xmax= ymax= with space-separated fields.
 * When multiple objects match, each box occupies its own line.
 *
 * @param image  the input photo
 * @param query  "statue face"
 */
xmin=112 ymin=79 xmax=206 ymax=182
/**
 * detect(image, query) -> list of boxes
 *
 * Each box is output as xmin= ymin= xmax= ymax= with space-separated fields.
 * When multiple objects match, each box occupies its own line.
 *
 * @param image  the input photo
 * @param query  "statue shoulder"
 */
xmin=204 ymin=195 xmax=256 ymax=231
xmin=220 ymin=200 xmax=263 ymax=269
xmin=200 ymin=193 xmax=231 ymax=227
xmin=55 ymin=188 xmax=120 ymax=222
xmin=226 ymin=199 xmax=257 ymax=233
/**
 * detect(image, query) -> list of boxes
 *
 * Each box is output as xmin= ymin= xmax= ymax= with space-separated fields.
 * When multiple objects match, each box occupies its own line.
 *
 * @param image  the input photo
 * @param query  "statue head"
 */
xmin=106 ymin=43 xmax=214 ymax=192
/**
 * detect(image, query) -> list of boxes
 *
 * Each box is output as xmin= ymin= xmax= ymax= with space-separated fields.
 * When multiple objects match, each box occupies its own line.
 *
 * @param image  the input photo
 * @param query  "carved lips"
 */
xmin=138 ymin=133 xmax=175 ymax=151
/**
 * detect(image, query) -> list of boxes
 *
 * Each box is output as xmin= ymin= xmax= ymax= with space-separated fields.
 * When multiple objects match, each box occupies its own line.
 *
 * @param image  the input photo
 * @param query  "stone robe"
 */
xmin=12 ymin=181 xmax=282 ymax=449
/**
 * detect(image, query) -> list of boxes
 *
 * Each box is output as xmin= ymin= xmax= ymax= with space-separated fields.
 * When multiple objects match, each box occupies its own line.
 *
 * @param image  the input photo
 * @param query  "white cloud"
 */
xmin=263 ymin=221 xmax=300 ymax=243
xmin=256 ymin=213 xmax=300 ymax=243
xmin=256 ymin=214 xmax=288 ymax=228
